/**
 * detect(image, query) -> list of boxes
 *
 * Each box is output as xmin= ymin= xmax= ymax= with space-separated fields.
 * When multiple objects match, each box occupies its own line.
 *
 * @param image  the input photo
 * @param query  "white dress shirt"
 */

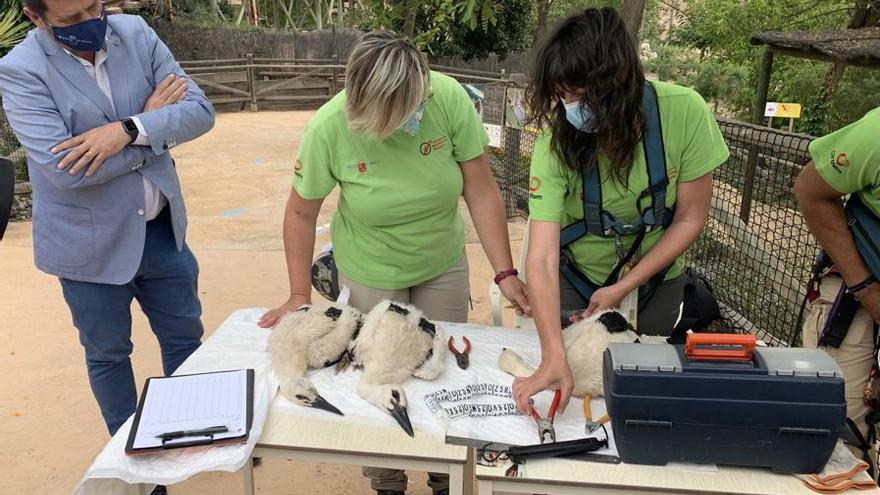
xmin=66 ymin=46 xmax=167 ymax=221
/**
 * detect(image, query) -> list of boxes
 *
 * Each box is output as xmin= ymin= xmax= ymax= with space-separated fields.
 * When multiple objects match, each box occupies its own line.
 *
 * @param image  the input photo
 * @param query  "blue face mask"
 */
xmin=400 ymin=100 xmax=428 ymax=136
xmin=50 ymin=10 xmax=108 ymax=52
xmin=562 ymin=98 xmax=599 ymax=133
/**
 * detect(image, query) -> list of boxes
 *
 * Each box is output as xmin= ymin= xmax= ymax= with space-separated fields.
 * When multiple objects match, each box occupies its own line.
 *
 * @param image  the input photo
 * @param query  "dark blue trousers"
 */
xmin=60 ymin=209 xmax=203 ymax=434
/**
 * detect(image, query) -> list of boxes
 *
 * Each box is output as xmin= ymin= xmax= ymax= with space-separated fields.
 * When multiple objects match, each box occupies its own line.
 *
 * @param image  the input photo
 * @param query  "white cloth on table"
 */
xmin=73 ymin=309 xmax=278 ymax=495
xmin=280 ymin=319 xmax=617 ymax=451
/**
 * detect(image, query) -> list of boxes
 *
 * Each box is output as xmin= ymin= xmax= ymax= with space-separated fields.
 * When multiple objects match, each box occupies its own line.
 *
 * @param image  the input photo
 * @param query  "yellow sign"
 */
xmin=764 ymin=102 xmax=802 ymax=119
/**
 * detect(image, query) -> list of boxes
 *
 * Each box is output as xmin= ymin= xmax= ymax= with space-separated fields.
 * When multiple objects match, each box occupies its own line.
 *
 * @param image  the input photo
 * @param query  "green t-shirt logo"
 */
xmin=420 ymin=136 xmax=448 ymax=156
xmin=529 ymin=176 xmax=543 ymax=200
xmin=833 ymin=152 xmax=850 ymax=175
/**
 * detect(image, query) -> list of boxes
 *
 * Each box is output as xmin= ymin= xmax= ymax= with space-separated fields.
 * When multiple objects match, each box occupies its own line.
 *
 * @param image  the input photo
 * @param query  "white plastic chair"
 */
xmin=490 ymin=219 xmax=536 ymax=329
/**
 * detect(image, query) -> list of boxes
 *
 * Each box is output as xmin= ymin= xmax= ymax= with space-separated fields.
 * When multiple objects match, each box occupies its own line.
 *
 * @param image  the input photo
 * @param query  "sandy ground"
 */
xmin=0 ymin=110 xmax=524 ymax=494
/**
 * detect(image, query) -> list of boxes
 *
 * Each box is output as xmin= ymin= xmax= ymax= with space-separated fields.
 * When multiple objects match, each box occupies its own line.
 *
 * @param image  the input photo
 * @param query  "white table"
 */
xmin=244 ymin=403 xmax=470 ymax=495
xmin=476 ymin=458 xmax=877 ymax=495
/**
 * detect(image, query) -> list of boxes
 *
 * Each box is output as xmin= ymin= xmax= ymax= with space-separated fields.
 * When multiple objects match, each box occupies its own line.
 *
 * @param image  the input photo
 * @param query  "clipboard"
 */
xmin=125 ymin=369 xmax=255 ymax=455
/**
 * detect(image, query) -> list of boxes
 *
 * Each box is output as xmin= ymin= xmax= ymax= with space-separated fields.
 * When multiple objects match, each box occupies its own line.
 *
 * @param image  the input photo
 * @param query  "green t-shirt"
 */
xmin=293 ymin=71 xmax=489 ymax=290
xmin=528 ymin=81 xmax=730 ymax=285
xmin=810 ymin=107 xmax=880 ymax=217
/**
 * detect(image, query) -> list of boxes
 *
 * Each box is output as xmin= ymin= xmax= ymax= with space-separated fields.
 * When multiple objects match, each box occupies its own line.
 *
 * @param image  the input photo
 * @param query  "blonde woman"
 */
xmin=260 ymin=31 xmax=529 ymax=495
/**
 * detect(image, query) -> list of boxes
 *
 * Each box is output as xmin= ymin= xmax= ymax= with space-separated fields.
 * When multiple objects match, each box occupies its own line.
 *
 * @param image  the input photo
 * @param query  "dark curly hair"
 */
xmin=526 ymin=7 xmax=645 ymax=185
xmin=24 ymin=0 xmax=47 ymax=16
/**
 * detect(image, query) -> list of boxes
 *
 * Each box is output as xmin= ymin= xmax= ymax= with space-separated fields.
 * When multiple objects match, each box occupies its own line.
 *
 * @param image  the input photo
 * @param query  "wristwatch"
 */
xmin=121 ymin=118 xmax=139 ymax=144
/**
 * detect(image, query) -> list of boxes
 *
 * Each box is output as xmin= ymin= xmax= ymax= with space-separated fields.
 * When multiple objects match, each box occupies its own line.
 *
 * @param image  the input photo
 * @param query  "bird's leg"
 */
xmin=414 ymin=332 xmax=446 ymax=380
xmin=498 ymin=348 xmax=536 ymax=378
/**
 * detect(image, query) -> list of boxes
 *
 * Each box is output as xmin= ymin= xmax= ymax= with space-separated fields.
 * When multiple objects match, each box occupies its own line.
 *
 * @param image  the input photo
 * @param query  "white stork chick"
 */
xmin=498 ymin=311 xmax=640 ymax=398
xmin=268 ymin=303 xmax=363 ymax=416
xmin=564 ymin=310 xmax=640 ymax=398
xmin=342 ymin=300 xmax=445 ymax=437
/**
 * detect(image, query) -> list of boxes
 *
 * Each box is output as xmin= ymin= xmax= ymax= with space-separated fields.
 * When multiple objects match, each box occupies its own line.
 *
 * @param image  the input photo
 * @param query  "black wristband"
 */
xmin=845 ymin=275 xmax=876 ymax=295
xmin=121 ymin=118 xmax=139 ymax=144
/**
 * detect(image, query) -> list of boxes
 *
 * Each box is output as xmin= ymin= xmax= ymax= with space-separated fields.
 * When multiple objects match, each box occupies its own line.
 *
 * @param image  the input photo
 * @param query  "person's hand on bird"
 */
xmin=499 ymin=276 xmax=531 ymax=317
xmin=259 ymin=294 xmax=310 ymax=328
xmin=512 ymin=346 xmax=574 ymax=414
xmin=570 ymin=283 xmax=630 ymax=323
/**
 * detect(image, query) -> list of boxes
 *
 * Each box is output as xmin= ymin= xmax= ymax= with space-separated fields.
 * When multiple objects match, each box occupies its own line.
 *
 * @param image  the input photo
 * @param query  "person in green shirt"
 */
xmin=796 ymin=107 xmax=880 ymax=450
xmin=512 ymin=8 xmax=730 ymax=414
xmin=258 ymin=31 xmax=529 ymax=495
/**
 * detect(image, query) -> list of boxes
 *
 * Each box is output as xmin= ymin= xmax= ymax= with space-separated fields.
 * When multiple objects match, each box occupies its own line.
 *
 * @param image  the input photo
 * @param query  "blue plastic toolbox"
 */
xmin=603 ymin=334 xmax=845 ymax=473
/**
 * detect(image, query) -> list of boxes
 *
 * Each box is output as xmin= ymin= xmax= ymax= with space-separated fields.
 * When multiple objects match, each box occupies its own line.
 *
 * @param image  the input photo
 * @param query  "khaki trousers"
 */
xmin=339 ymin=255 xmax=469 ymax=493
xmin=803 ymin=275 xmax=878 ymax=450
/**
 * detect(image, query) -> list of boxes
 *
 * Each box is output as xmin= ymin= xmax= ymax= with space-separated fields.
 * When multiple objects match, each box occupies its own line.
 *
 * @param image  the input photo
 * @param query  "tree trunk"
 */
xmin=535 ymin=0 xmax=551 ymax=40
xmin=247 ymin=0 xmax=258 ymax=26
xmin=311 ymin=0 xmax=324 ymax=30
xmin=272 ymin=0 xmax=281 ymax=28
xmin=402 ymin=0 xmax=418 ymax=38
xmin=620 ymin=0 xmax=648 ymax=48
xmin=207 ymin=0 xmax=225 ymax=20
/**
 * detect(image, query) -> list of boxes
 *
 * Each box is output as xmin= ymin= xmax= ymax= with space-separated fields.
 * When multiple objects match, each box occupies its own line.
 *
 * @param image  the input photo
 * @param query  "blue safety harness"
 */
xmin=559 ymin=82 xmax=674 ymax=306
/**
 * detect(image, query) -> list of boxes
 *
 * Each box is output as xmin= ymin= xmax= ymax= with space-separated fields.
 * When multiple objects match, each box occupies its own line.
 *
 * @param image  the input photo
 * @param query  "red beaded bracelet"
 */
xmin=494 ymin=268 xmax=519 ymax=285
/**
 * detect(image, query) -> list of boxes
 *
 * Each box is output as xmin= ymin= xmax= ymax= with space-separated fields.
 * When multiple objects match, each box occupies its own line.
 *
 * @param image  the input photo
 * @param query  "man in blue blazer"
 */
xmin=0 ymin=0 xmax=215 ymax=436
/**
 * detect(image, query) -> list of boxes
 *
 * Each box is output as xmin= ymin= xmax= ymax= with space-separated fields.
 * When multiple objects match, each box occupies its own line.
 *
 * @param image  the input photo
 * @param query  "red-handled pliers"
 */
xmin=448 ymin=336 xmax=471 ymax=370
xmin=530 ymin=389 xmax=561 ymax=444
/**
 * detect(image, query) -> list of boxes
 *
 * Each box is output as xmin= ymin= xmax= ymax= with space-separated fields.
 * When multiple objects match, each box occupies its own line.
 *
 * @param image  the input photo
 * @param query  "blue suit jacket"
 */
xmin=0 ymin=15 xmax=215 ymax=284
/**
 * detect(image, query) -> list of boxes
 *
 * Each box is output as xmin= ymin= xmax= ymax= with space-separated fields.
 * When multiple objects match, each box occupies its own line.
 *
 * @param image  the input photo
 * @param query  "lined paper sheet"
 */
xmin=132 ymin=369 xmax=248 ymax=450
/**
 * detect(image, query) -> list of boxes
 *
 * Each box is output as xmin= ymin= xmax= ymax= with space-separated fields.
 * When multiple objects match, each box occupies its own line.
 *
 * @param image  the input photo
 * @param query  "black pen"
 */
xmin=156 ymin=425 xmax=228 ymax=440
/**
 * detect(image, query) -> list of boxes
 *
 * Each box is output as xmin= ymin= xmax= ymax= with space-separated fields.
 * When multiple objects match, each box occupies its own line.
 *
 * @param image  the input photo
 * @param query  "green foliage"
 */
xmin=0 ymin=3 xmax=30 ymax=57
xmin=429 ymin=0 xmax=535 ymax=59
xmin=548 ymin=0 xmax=625 ymax=22
xmin=353 ymin=0 xmax=532 ymax=59
xmin=644 ymin=44 xmax=748 ymax=113
xmin=664 ymin=0 xmax=878 ymax=134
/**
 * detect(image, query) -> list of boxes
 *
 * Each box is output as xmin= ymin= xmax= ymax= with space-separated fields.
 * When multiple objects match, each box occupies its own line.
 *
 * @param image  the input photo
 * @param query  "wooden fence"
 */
xmin=180 ymin=58 xmax=515 ymax=112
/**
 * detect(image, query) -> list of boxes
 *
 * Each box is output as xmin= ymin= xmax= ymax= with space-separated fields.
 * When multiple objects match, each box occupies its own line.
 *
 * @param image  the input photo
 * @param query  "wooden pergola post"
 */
xmin=752 ymin=48 xmax=774 ymax=125
xmin=741 ymin=48 xmax=775 ymax=223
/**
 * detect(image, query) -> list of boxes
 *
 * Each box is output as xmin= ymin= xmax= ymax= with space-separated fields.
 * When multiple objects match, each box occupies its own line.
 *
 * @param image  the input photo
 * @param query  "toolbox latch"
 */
xmin=773 ymin=369 xmax=795 ymax=377
xmin=624 ymin=419 xmax=673 ymax=433
xmin=778 ymin=427 xmax=831 ymax=439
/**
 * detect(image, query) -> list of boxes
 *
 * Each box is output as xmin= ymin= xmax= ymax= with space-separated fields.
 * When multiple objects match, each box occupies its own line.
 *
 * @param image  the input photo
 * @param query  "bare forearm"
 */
xmin=282 ymin=210 xmax=317 ymax=299
xmin=801 ymin=197 xmax=870 ymax=285
xmin=465 ymin=183 xmax=515 ymax=273
xmin=526 ymin=256 xmax=566 ymax=357
xmin=619 ymin=219 xmax=704 ymax=292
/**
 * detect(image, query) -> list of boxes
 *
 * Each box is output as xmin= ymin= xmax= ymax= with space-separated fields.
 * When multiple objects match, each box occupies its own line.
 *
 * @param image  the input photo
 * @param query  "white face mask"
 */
xmin=561 ymin=98 xmax=599 ymax=133
xmin=400 ymin=101 xmax=428 ymax=136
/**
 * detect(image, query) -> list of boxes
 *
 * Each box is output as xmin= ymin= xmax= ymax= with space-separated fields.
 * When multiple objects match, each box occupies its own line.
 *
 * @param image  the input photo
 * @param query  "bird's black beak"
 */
xmin=388 ymin=399 xmax=415 ymax=437
xmin=310 ymin=393 xmax=344 ymax=416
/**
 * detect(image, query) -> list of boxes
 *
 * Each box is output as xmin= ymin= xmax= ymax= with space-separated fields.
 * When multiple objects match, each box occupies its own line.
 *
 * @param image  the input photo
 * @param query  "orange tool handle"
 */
xmin=685 ymin=333 xmax=756 ymax=362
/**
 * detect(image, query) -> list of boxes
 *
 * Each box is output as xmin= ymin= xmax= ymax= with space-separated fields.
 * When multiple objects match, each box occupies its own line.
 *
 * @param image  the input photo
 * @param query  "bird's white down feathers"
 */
xmin=563 ymin=310 xmax=640 ymax=398
xmin=349 ymin=300 xmax=445 ymax=409
xmin=268 ymin=303 xmax=362 ymax=404
xmin=496 ymin=311 xmax=638 ymax=399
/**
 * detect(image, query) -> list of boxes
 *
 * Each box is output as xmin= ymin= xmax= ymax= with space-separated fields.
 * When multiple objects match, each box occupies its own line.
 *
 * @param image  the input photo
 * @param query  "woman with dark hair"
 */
xmin=513 ymin=8 xmax=729 ymax=412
